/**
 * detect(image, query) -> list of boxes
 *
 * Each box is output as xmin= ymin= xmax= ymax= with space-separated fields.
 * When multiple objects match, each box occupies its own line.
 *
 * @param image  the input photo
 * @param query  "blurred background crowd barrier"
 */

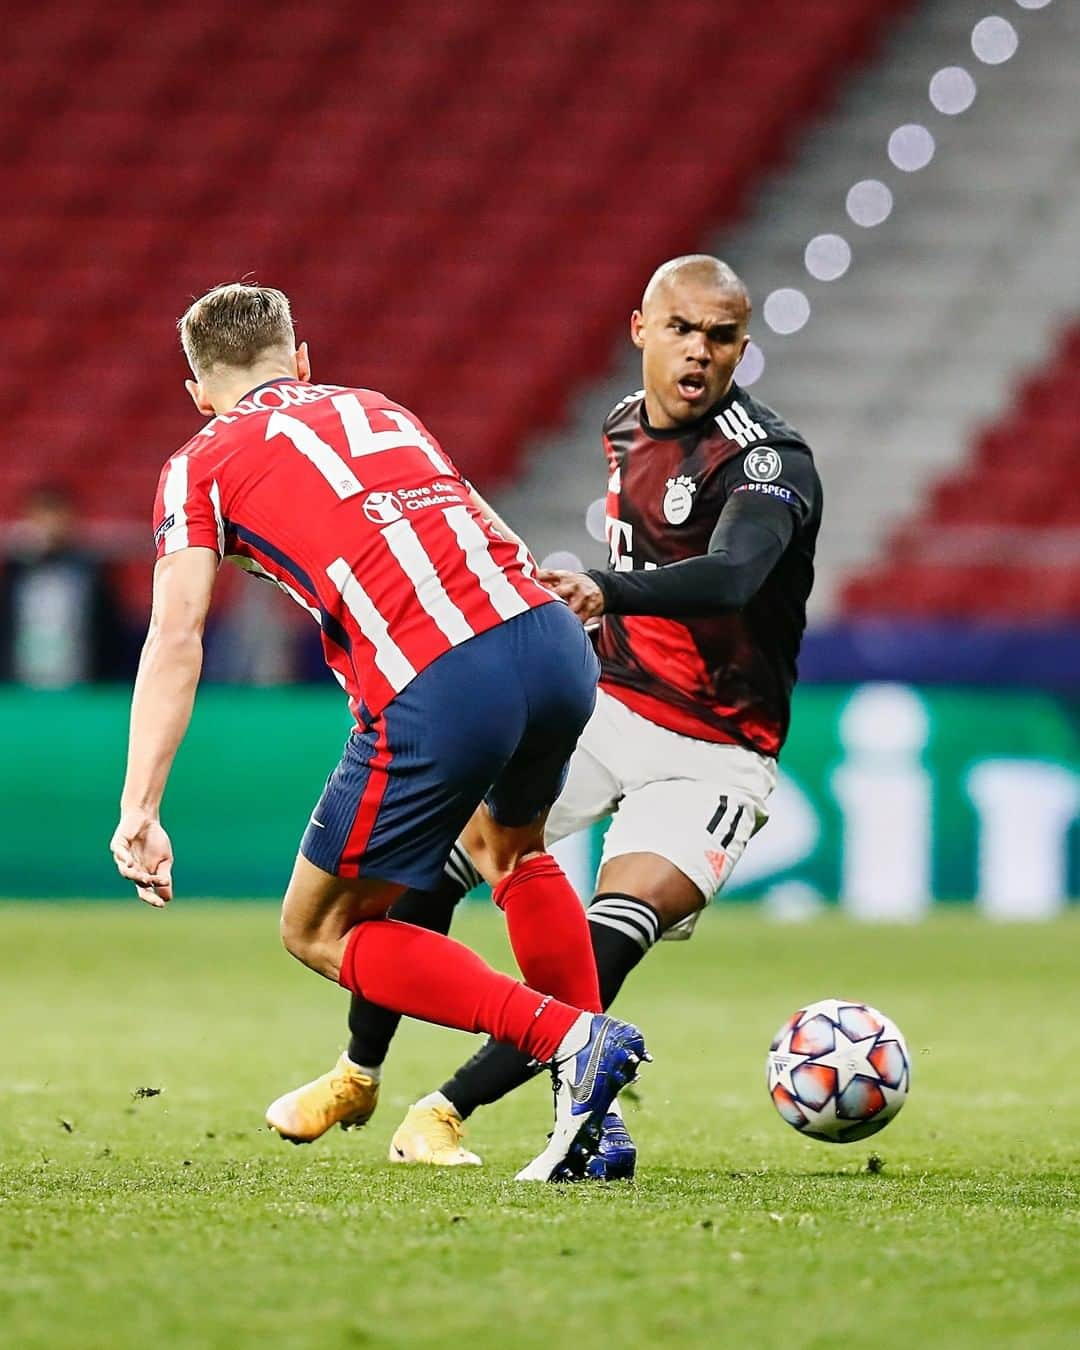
xmin=1 ymin=0 xmax=1076 ymax=906
xmin=2 ymin=682 xmax=1074 ymax=909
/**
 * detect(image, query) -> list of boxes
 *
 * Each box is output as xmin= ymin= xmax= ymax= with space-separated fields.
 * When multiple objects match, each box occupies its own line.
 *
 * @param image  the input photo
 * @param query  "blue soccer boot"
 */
xmin=515 ymin=1015 xmax=648 ymax=1182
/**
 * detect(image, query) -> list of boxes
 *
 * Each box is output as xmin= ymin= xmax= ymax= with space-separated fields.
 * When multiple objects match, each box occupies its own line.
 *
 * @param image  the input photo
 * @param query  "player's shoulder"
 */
xmin=727 ymin=384 xmax=813 ymax=458
xmin=716 ymin=385 xmax=821 ymax=506
xmin=602 ymin=388 xmax=646 ymax=435
xmin=158 ymin=421 xmax=220 ymax=480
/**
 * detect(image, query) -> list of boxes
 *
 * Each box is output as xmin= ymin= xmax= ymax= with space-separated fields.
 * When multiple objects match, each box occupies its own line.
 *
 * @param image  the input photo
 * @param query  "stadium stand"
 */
xmin=844 ymin=322 xmax=1080 ymax=618
xmin=503 ymin=0 xmax=1079 ymax=632
xmin=1 ymin=0 xmax=912 ymax=534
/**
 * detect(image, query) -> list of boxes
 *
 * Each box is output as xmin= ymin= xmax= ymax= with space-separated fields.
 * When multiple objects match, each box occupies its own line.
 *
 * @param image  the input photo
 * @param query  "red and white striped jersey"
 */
xmin=152 ymin=379 xmax=554 ymax=723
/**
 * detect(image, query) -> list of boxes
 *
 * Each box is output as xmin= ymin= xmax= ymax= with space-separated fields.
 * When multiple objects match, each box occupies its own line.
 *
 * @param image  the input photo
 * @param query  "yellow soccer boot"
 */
xmin=266 ymin=1053 xmax=380 ymax=1143
xmin=388 ymin=1094 xmax=482 ymax=1166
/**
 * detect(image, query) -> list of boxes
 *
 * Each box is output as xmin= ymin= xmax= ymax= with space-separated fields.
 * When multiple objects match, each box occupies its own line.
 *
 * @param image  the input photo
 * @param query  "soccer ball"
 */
xmin=766 ymin=999 xmax=911 ymax=1143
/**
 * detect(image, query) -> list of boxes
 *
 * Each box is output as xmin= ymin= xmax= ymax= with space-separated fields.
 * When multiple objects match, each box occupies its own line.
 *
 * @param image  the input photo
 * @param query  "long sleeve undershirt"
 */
xmin=587 ymin=493 xmax=796 ymax=618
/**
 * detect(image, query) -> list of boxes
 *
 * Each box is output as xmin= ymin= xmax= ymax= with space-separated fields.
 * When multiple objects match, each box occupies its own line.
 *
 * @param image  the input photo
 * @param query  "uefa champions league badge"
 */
xmin=662 ymin=475 xmax=697 ymax=524
xmin=744 ymin=448 xmax=783 ymax=483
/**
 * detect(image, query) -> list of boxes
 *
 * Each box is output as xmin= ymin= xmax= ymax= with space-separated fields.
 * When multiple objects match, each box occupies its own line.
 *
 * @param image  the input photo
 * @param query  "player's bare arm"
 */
xmin=110 ymin=546 xmax=217 ymax=907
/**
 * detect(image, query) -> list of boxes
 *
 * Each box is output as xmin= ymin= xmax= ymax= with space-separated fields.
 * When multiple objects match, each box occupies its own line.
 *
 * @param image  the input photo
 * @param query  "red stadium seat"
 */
xmin=1 ymin=0 xmax=915 ymax=642
xmin=844 ymin=322 xmax=1080 ymax=620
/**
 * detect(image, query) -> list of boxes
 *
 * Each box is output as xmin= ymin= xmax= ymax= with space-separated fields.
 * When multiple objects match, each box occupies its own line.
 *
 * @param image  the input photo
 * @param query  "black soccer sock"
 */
xmin=439 ymin=891 xmax=661 ymax=1119
xmin=346 ymin=856 xmax=473 ymax=1068
xmin=438 ymin=1037 xmax=543 ymax=1120
xmin=586 ymin=892 xmax=662 ymax=1006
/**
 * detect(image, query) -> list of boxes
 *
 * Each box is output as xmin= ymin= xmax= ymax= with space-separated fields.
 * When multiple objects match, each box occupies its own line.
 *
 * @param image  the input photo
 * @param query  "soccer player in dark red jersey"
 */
xmin=108 ymin=283 xmax=649 ymax=1182
xmin=269 ymin=255 xmax=822 ymax=1177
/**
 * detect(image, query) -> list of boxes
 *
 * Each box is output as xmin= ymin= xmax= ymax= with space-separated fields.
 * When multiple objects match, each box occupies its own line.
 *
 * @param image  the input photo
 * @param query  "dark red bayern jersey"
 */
xmin=596 ymin=382 xmax=822 ymax=757
xmin=152 ymin=378 xmax=554 ymax=725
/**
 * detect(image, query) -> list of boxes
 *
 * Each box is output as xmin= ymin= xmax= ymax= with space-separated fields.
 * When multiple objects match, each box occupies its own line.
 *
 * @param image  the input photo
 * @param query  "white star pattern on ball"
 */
xmin=766 ymin=999 xmax=911 ymax=1143
xmin=811 ymin=1023 xmax=882 ymax=1095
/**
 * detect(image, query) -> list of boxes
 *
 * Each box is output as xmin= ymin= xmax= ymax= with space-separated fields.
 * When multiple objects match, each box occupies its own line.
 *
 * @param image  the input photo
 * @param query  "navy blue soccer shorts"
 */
xmin=300 ymin=601 xmax=599 ymax=891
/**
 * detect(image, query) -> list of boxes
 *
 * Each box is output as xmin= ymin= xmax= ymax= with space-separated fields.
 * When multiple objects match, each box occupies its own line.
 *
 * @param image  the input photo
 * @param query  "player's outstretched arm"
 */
xmin=557 ymin=492 xmax=798 ymax=621
xmin=111 ymin=547 xmax=217 ymax=907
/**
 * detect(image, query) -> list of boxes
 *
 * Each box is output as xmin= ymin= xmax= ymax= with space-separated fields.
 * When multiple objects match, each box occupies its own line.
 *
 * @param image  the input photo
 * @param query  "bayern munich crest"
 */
xmin=662 ymin=475 xmax=697 ymax=524
xmin=744 ymin=448 xmax=782 ymax=483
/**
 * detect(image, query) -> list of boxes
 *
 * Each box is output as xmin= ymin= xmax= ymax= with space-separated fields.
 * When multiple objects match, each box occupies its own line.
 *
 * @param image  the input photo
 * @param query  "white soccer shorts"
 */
xmin=543 ymin=686 xmax=776 ymax=938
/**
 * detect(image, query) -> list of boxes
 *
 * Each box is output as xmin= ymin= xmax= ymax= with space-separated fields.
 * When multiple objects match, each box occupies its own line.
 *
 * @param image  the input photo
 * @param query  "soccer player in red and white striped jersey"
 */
xmin=152 ymin=373 xmax=543 ymax=733
xmin=110 ymin=283 xmax=648 ymax=1181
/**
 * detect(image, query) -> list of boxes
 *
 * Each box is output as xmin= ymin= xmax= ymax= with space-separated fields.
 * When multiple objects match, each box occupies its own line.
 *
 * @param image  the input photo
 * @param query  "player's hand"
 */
xmin=110 ymin=812 xmax=175 ymax=908
xmin=537 ymin=569 xmax=606 ymax=621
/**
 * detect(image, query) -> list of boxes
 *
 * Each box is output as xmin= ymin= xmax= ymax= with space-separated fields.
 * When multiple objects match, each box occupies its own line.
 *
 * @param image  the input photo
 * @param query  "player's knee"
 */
xmin=470 ymin=812 xmax=547 ymax=887
xmin=479 ymin=845 xmax=549 ymax=890
xmin=280 ymin=910 xmax=315 ymax=965
xmin=655 ymin=889 xmax=706 ymax=932
xmin=279 ymin=909 xmax=302 ymax=956
xmin=279 ymin=910 xmax=344 ymax=982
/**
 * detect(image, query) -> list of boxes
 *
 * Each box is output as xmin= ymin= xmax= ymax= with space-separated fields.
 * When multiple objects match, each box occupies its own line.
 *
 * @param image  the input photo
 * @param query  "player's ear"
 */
xmin=295 ymin=342 xmax=311 ymax=383
xmin=737 ymin=333 xmax=750 ymax=362
xmin=630 ymin=310 xmax=646 ymax=349
xmin=185 ymin=379 xmax=216 ymax=417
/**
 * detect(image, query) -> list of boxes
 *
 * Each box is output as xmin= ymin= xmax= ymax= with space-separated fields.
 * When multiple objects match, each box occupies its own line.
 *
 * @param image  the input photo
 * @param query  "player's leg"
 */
xmin=390 ymin=680 xmax=622 ymax=1164
xmin=266 ymin=867 xmax=468 ymax=1144
xmin=425 ymin=736 xmax=773 ymax=1175
xmin=518 ymin=773 xmax=764 ymax=1179
xmin=388 ymin=603 xmax=646 ymax=1180
xmin=346 ymin=866 xmax=466 ymax=1068
xmin=467 ymin=600 xmax=605 ymax=1013
xmin=306 ymin=864 xmax=646 ymax=1185
xmin=275 ymin=609 xmax=647 ymax=1176
xmin=279 ymin=851 xmax=613 ymax=1072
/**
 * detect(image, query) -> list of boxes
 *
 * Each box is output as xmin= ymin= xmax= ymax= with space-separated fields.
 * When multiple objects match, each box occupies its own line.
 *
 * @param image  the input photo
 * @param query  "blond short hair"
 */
xmin=179 ymin=283 xmax=295 ymax=377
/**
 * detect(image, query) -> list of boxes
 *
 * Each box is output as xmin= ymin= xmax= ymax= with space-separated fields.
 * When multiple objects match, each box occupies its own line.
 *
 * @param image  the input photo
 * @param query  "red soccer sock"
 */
xmin=492 ymin=854 xmax=602 ymax=1013
xmin=339 ymin=918 xmax=580 ymax=1063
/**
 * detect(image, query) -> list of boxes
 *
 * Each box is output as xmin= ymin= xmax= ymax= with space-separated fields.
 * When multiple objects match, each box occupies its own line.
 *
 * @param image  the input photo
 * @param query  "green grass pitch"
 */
xmin=1 ymin=902 xmax=1077 ymax=1349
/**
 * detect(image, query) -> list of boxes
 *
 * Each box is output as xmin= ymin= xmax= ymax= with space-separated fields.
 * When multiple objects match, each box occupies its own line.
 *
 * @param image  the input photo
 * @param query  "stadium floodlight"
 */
xmin=763 ymin=289 xmax=811 ymax=336
xmin=846 ymin=179 xmax=894 ymax=228
xmin=585 ymin=498 xmax=607 ymax=542
xmin=804 ymin=234 xmax=852 ymax=282
xmin=735 ymin=341 xmax=765 ymax=387
xmin=888 ymin=123 xmax=936 ymax=172
xmin=929 ymin=66 xmax=978 ymax=115
xmin=972 ymin=16 xmax=1019 ymax=63
xmin=1014 ymin=0 xmax=1051 ymax=9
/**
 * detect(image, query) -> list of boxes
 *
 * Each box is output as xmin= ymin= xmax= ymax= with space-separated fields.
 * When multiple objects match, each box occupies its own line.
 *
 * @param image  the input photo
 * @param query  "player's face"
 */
xmin=632 ymin=282 xmax=750 ymax=429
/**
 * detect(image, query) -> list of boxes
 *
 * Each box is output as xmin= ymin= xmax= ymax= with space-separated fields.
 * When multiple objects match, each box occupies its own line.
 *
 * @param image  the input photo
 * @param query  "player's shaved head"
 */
xmin=641 ymin=255 xmax=751 ymax=319
xmin=632 ymin=256 xmax=752 ymax=429
xmin=179 ymin=282 xmax=296 ymax=378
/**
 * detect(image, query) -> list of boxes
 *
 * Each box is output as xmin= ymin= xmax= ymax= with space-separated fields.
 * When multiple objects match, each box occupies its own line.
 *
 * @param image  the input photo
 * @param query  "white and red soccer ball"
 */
xmin=767 ymin=999 xmax=911 ymax=1142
